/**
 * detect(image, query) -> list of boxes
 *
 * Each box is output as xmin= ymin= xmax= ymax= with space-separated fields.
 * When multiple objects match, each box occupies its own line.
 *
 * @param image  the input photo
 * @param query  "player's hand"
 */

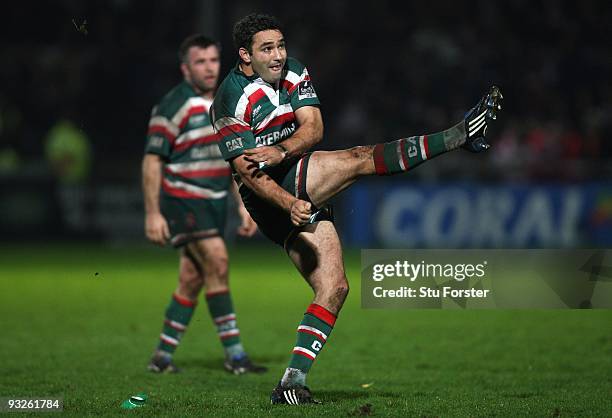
xmin=237 ymin=207 xmax=258 ymax=237
xmin=243 ymin=145 xmax=285 ymax=167
xmin=290 ymin=199 xmax=312 ymax=226
xmin=145 ymin=212 xmax=170 ymax=245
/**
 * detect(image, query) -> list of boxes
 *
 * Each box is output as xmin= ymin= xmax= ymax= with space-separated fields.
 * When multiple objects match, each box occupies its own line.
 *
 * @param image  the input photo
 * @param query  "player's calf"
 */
xmin=148 ymin=292 xmax=197 ymax=372
xmin=373 ymin=85 xmax=504 ymax=175
xmin=283 ymin=277 xmax=347 ymax=388
xmin=205 ymin=289 xmax=244 ymax=358
xmin=205 ymin=288 xmax=268 ymax=374
xmin=281 ymin=303 xmax=338 ymax=389
xmin=147 ymin=251 xmax=203 ymax=373
xmin=195 ymin=245 xmax=266 ymax=374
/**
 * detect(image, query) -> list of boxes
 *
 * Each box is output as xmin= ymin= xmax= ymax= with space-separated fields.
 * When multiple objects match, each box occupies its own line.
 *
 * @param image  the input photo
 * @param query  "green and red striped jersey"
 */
xmin=210 ymin=57 xmax=320 ymax=165
xmin=145 ymin=81 xmax=231 ymax=200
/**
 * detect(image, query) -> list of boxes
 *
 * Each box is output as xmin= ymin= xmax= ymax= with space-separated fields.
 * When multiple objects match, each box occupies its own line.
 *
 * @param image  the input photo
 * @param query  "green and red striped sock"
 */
xmin=206 ymin=290 xmax=245 ymax=359
xmin=282 ymin=303 xmax=337 ymax=387
xmin=373 ymin=121 xmax=466 ymax=175
xmin=157 ymin=293 xmax=196 ymax=355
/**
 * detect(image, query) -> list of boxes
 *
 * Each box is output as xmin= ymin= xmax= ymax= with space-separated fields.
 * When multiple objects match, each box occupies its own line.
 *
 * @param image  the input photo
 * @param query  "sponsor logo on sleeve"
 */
xmin=187 ymin=114 xmax=207 ymax=126
xmin=298 ymin=80 xmax=317 ymax=100
xmin=191 ymin=145 xmax=221 ymax=159
xmin=252 ymin=104 xmax=262 ymax=118
xmin=226 ymin=137 xmax=244 ymax=152
xmin=149 ymin=135 xmax=165 ymax=148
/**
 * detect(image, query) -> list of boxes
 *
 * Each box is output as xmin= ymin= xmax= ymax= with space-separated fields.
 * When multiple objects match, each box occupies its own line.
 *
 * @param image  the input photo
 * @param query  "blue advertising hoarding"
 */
xmin=339 ymin=181 xmax=612 ymax=248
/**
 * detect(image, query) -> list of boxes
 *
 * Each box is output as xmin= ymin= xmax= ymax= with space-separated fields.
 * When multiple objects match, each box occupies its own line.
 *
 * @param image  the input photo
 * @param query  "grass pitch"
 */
xmin=0 ymin=243 xmax=610 ymax=417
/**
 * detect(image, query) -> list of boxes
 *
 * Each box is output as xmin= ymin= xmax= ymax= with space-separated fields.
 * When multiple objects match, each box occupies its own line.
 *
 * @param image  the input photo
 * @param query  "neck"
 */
xmin=239 ymin=62 xmax=254 ymax=77
xmin=200 ymin=90 xmax=214 ymax=100
xmin=187 ymin=80 xmax=214 ymax=100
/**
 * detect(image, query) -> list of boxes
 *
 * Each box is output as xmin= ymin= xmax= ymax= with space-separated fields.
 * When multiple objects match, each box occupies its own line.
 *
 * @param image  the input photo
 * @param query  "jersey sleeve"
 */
xmin=290 ymin=66 xmax=320 ymax=111
xmin=144 ymin=107 xmax=179 ymax=158
xmin=211 ymin=98 xmax=257 ymax=161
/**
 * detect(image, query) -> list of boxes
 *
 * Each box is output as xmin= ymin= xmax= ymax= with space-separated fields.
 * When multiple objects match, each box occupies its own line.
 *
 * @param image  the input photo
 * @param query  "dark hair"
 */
xmin=178 ymin=34 xmax=220 ymax=63
xmin=233 ymin=13 xmax=283 ymax=53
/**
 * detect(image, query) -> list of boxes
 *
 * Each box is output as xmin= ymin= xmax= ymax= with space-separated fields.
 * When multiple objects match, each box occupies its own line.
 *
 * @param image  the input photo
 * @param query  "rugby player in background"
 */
xmin=143 ymin=34 xmax=266 ymax=375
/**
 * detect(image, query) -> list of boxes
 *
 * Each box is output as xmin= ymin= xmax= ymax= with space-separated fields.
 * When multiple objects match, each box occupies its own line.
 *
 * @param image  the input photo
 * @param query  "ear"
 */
xmin=238 ymin=47 xmax=251 ymax=64
xmin=180 ymin=62 xmax=189 ymax=80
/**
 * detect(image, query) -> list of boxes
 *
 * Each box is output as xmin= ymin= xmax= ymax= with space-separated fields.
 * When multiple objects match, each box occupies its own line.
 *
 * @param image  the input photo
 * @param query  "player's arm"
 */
xmin=229 ymin=179 xmax=258 ymax=236
xmin=243 ymin=106 xmax=323 ymax=166
xmin=278 ymin=105 xmax=323 ymax=157
xmin=232 ymin=156 xmax=312 ymax=226
xmin=142 ymin=154 xmax=170 ymax=245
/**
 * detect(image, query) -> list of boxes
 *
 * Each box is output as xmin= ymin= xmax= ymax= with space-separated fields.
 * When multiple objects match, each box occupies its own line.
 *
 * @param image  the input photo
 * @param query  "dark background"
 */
xmin=1 ymin=0 xmax=611 ymax=244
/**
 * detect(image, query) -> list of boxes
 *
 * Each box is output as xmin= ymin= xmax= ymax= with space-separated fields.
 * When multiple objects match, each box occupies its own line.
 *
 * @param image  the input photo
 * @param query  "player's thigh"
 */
xmin=305 ymin=147 xmax=373 ymax=207
xmin=287 ymin=220 xmax=347 ymax=292
xmin=186 ymin=237 xmax=229 ymax=279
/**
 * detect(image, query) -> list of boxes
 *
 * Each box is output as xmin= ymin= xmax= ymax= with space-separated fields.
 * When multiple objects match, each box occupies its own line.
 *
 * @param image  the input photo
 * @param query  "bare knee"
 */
xmin=333 ymin=276 xmax=350 ymax=306
xmin=189 ymin=238 xmax=230 ymax=289
xmin=203 ymin=256 xmax=229 ymax=289
xmin=347 ymin=146 xmax=374 ymax=175
xmin=317 ymin=275 xmax=350 ymax=314
xmin=212 ymin=257 xmax=229 ymax=281
xmin=348 ymin=145 xmax=373 ymax=160
xmin=178 ymin=262 xmax=203 ymax=298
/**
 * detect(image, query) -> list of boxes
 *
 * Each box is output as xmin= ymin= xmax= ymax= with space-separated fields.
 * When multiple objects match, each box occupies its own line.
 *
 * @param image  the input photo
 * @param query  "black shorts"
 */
xmin=160 ymin=193 xmax=227 ymax=247
xmin=238 ymin=153 xmax=333 ymax=249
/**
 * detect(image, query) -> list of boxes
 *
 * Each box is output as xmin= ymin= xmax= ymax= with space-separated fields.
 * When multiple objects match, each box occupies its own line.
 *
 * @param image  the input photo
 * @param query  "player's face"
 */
xmin=182 ymin=45 xmax=220 ymax=94
xmin=249 ymin=30 xmax=287 ymax=84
